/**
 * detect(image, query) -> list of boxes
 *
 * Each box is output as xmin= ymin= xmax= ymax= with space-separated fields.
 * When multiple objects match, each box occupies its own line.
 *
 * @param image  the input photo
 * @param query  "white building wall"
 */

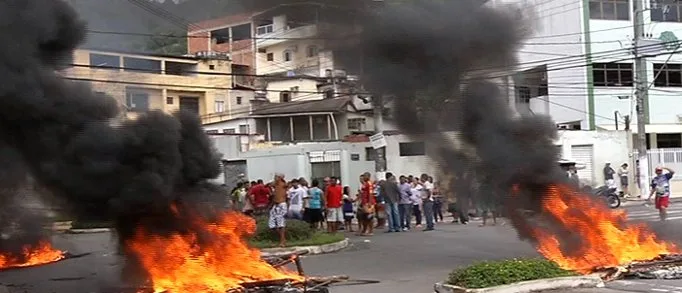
xmin=498 ymin=0 xmax=589 ymax=126
xmin=590 ymin=11 xmax=682 ymax=131
xmin=555 ymin=130 xmax=631 ymax=186
xmin=265 ymin=78 xmax=322 ymax=102
xmin=503 ymin=0 xmax=682 ymax=132
xmin=255 ymin=38 xmax=324 ymax=76
xmin=204 ymin=117 xmax=256 ymax=134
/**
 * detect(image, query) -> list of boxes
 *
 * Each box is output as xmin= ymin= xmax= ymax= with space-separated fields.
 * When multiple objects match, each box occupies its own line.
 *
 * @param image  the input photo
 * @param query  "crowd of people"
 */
xmin=226 ymin=171 xmax=482 ymax=247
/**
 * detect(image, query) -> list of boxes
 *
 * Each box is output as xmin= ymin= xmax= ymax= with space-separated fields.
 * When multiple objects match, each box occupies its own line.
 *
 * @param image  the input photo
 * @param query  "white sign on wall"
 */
xmin=370 ymin=132 xmax=387 ymax=149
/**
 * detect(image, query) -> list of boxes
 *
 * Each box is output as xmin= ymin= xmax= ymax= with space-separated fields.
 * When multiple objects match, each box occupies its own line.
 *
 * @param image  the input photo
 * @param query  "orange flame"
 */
xmin=532 ymin=184 xmax=678 ymax=273
xmin=127 ymin=210 xmax=303 ymax=293
xmin=0 ymin=241 xmax=65 ymax=269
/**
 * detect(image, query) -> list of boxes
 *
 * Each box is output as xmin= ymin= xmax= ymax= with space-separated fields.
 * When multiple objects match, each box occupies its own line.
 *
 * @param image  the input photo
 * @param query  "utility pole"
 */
xmin=373 ymin=94 xmax=387 ymax=180
xmin=633 ymin=0 xmax=650 ymax=197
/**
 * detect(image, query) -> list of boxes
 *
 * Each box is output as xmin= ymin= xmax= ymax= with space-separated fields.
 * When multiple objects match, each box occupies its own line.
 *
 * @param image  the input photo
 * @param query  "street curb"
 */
xmin=65 ymin=228 xmax=112 ymax=234
xmin=433 ymin=275 xmax=604 ymax=293
xmin=260 ymin=238 xmax=349 ymax=257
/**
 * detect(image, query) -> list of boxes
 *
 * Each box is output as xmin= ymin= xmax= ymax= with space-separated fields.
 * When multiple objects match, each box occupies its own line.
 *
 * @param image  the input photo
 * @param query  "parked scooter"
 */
xmin=581 ymin=185 xmax=621 ymax=209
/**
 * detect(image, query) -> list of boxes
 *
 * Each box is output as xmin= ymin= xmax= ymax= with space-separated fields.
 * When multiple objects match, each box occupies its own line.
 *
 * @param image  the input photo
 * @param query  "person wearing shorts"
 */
xmin=325 ymin=177 xmax=344 ymax=234
xmin=268 ymin=173 xmax=288 ymax=247
xmin=648 ymin=166 xmax=675 ymax=221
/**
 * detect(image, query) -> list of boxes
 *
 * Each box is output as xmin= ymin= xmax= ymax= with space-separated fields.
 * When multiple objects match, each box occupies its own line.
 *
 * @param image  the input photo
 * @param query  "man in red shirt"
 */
xmin=250 ymin=179 xmax=271 ymax=215
xmin=324 ymin=176 xmax=343 ymax=234
xmin=359 ymin=172 xmax=376 ymax=236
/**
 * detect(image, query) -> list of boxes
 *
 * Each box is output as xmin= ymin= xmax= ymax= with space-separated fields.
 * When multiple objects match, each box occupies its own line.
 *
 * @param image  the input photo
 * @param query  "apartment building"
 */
xmin=503 ymin=0 xmax=682 ymax=146
xmin=62 ymin=49 xmax=253 ymax=124
xmin=187 ymin=3 xmax=363 ymax=103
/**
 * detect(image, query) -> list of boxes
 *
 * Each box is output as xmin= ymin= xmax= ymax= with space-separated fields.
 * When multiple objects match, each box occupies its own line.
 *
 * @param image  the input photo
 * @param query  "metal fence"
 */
xmin=647 ymin=148 xmax=682 ymax=180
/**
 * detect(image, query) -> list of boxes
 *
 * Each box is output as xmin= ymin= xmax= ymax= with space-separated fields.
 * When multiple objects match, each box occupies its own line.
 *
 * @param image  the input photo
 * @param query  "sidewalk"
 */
xmin=621 ymin=196 xmax=682 ymax=207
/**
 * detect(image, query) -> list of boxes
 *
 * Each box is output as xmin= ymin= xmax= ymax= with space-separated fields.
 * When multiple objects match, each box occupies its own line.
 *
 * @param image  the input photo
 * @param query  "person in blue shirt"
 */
xmin=304 ymin=179 xmax=325 ymax=229
xmin=647 ymin=166 xmax=675 ymax=221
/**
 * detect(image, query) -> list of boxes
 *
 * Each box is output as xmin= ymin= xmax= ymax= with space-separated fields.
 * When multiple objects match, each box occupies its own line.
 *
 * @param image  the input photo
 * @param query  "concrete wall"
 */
xmin=556 ymin=130 xmax=630 ymax=186
xmin=234 ymin=141 xmax=374 ymax=192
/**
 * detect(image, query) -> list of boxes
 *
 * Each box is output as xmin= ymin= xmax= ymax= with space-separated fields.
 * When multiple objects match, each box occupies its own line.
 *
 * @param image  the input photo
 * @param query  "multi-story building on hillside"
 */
xmin=187 ymin=3 xmax=364 ymax=103
xmin=62 ymin=49 xmax=253 ymax=124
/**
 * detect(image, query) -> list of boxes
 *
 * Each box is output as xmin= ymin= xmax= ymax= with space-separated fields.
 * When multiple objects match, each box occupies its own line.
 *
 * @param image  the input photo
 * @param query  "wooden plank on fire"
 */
xmin=239 ymin=278 xmax=295 ymax=288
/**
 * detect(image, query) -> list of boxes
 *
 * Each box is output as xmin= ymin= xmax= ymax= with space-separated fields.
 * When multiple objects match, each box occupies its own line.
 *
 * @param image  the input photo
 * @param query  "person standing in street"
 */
xmin=358 ymin=172 xmax=376 ymax=236
xmin=324 ymin=177 xmax=344 ymax=234
xmin=269 ymin=173 xmax=288 ymax=247
xmin=380 ymin=172 xmax=402 ymax=233
xmin=433 ymin=180 xmax=444 ymax=223
xmin=421 ymin=173 xmax=435 ymax=231
xmin=647 ymin=166 xmax=676 ymax=221
xmin=398 ymin=175 xmax=413 ymax=231
xmin=604 ymin=162 xmax=616 ymax=188
xmin=410 ymin=177 xmax=423 ymax=228
xmin=287 ymin=179 xmax=306 ymax=220
xmin=618 ymin=163 xmax=630 ymax=197
xmin=304 ymin=179 xmax=324 ymax=230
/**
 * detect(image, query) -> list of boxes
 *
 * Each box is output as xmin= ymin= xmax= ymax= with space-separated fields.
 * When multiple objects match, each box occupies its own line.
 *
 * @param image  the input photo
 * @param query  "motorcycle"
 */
xmin=581 ymin=185 xmax=621 ymax=209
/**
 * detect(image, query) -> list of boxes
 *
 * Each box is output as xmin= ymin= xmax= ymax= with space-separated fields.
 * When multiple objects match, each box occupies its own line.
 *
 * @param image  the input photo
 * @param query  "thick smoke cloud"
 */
xmin=0 ymin=0 xmax=223 ymax=266
xmin=351 ymin=0 xmax=574 ymax=242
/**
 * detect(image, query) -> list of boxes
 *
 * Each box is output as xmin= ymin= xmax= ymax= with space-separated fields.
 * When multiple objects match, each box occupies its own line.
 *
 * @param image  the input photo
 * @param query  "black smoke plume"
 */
xmin=0 ymin=0 xmax=223 ymax=278
xmin=350 ymin=1 xmax=574 ymax=242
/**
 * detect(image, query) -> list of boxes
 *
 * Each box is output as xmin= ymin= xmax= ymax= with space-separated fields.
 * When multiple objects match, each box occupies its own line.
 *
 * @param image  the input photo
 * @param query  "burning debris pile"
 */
xmin=330 ymin=0 xmax=681 ymax=279
xmin=0 ymin=241 xmax=64 ymax=270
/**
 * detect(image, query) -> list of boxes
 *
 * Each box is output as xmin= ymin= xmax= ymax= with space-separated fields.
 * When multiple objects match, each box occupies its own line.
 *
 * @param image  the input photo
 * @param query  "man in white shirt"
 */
xmin=287 ymin=179 xmax=306 ymax=220
xmin=421 ymin=173 xmax=435 ymax=231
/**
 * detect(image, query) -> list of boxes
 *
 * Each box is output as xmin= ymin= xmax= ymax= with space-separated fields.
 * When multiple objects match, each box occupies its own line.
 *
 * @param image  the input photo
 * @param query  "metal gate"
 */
xmin=309 ymin=150 xmax=341 ymax=186
xmin=222 ymin=160 xmax=247 ymax=189
xmin=571 ymin=145 xmax=594 ymax=183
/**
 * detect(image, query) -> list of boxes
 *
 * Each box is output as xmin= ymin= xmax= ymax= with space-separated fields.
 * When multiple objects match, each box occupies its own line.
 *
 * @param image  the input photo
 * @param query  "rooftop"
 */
xmin=251 ymin=97 xmax=355 ymax=116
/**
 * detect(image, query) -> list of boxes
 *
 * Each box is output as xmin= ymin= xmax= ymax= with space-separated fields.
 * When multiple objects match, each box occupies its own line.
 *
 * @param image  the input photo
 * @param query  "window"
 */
xmin=123 ymin=57 xmax=161 ymax=73
xmin=654 ymin=64 xmax=682 ymax=87
xmin=209 ymin=65 xmax=215 ymax=70
xmin=347 ymin=118 xmax=366 ymax=130
xmin=236 ymin=96 xmax=243 ymax=105
xmin=280 ymin=91 xmax=291 ymax=102
xmin=89 ymin=53 xmax=120 ymax=70
xmin=399 ymin=142 xmax=426 ymax=156
xmin=239 ymin=124 xmax=250 ymax=134
xmin=215 ymin=100 xmax=225 ymax=113
xmin=365 ymin=147 xmax=376 ymax=161
xmin=656 ymin=133 xmax=682 ymax=148
xmin=306 ymin=45 xmax=319 ymax=58
xmin=125 ymin=91 xmax=150 ymax=112
xmin=652 ymin=3 xmax=682 ymax=22
xmin=166 ymin=97 xmax=173 ymax=105
xmin=223 ymin=128 xmax=236 ymax=134
xmin=592 ymin=63 xmax=633 ymax=86
xmin=589 ymin=0 xmax=629 ymax=20
xmin=206 ymin=130 xmax=219 ymax=134
xmin=266 ymin=53 xmax=274 ymax=61
xmin=283 ymin=50 xmax=292 ymax=62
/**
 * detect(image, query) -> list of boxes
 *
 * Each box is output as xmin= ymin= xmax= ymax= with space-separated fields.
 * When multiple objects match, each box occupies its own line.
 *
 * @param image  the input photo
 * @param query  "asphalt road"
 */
xmin=3 ymin=201 xmax=682 ymax=293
